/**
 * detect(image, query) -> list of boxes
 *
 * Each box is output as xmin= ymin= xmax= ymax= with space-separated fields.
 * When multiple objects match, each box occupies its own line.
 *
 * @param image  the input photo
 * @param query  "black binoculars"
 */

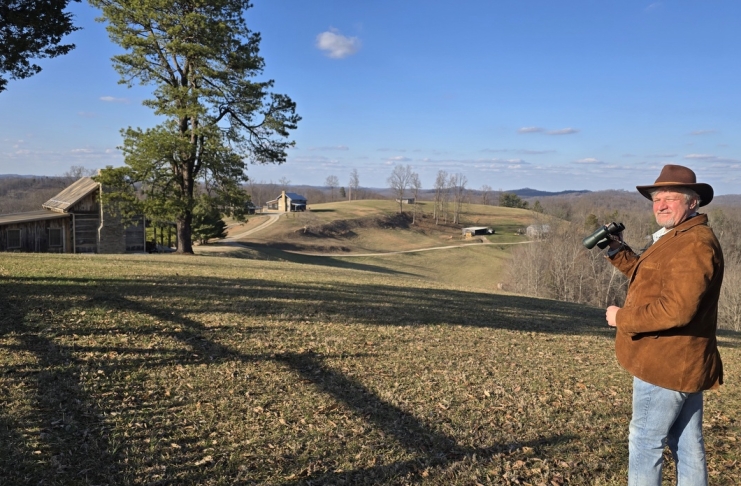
xmin=583 ymin=222 xmax=625 ymax=249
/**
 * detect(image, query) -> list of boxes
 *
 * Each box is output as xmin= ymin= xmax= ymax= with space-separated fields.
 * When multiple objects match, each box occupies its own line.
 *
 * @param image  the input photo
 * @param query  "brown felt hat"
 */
xmin=636 ymin=164 xmax=714 ymax=206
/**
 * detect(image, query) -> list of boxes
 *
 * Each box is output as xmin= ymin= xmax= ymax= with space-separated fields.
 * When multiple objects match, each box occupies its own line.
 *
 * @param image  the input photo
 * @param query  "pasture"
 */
xmin=1 ymin=248 xmax=740 ymax=485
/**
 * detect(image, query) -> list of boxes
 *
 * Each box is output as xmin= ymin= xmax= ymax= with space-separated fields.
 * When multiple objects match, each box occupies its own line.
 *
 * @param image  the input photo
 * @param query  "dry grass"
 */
xmin=1 ymin=252 xmax=740 ymax=485
xmin=236 ymin=200 xmax=533 ymax=255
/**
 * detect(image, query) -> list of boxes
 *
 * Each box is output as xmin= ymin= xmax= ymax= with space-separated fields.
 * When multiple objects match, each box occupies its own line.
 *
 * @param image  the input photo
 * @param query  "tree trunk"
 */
xmin=176 ymin=211 xmax=194 ymax=254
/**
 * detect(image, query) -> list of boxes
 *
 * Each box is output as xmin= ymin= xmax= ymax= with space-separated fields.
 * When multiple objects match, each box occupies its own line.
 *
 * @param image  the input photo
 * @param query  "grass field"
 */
xmin=238 ymin=201 xmax=534 ymax=254
xmin=2 ymin=249 xmax=740 ymax=485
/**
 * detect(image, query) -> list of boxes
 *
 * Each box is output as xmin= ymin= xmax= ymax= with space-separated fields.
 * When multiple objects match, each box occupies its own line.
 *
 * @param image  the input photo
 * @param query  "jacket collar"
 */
xmin=639 ymin=213 xmax=708 ymax=262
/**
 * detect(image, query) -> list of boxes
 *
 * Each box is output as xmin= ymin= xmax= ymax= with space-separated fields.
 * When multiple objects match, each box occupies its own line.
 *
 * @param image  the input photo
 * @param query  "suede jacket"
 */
xmin=608 ymin=214 xmax=724 ymax=393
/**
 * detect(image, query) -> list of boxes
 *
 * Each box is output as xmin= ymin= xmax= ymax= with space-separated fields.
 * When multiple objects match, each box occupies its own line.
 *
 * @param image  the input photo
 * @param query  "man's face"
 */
xmin=652 ymin=189 xmax=696 ymax=229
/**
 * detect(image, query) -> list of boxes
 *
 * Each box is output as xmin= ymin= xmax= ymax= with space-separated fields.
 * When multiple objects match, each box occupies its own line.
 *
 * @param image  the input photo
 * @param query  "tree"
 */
xmin=0 ymin=0 xmax=79 ymax=93
xmin=387 ymin=164 xmax=412 ymax=213
xmin=410 ymin=171 xmax=422 ymax=224
xmin=480 ymin=184 xmax=492 ymax=206
xmin=91 ymin=0 xmax=300 ymax=254
xmin=278 ymin=177 xmax=291 ymax=192
xmin=191 ymin=196 xmax=227 ymax=244
xmin=532 ymin=200 xmax=544 ymax=213
xmin=499 ymin=192 xmax=528 ymax=209
xmin=433 ymin=170 xmax=447 ymax=224
xmin=62 ymin=165 xmax=96 ymax=181
xmin=348 ymin=168 xmax=360 ymax=201
xmin=339 ymin=186 xmax=346 ymax=199
xmin=449 ymin=173 xmax=467 ymax=224
xmin=325 ymin=175 xmax=339 ymax=201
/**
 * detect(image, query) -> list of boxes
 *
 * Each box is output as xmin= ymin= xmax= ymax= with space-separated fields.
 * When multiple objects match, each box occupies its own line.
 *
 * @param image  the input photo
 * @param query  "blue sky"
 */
xmin=1 ymin=1 xmax=740 ymax=194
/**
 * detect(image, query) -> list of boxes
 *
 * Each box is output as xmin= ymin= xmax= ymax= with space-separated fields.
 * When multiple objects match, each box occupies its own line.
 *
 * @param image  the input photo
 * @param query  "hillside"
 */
xmin=1 ymin=253 xmax=740 ymax=485
xmin=208 ymin=200 xmax=538 ymax=291
xmin=224 ymin=200 xmax=534 ymax=254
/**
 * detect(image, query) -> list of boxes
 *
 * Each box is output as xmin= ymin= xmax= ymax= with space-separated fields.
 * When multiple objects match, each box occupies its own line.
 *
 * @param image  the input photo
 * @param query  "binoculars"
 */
xmin=583 ymin=222 xmax=625 ymax=249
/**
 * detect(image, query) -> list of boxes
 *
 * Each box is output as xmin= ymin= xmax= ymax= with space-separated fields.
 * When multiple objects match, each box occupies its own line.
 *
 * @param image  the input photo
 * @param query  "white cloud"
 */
xmin=574 ymin=158 xmax=603 ymax=164
xmin=684 ymin=154 xmax=717 ymax=160
xmin=690 ymin=129 xmax=717 ymax=136
xmin=518 ymin=126 xmax=544 ymax=134
xmin=385 ymin=156 xmax=412 ymax=163
xmin=99 ymin=96 xmax=129 ymax=103
xmin=316 ymin=29 xmax=361 ymax=59
xmin=547 ymin=128 xmax=579 ymax=135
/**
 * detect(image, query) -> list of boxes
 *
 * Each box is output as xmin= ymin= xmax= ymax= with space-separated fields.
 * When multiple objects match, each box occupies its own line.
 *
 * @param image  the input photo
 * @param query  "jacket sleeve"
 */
xmin=615 ymin=239 xmax=718 ymax=335
xmin=606 ymin=244 xmax=640 ymax=277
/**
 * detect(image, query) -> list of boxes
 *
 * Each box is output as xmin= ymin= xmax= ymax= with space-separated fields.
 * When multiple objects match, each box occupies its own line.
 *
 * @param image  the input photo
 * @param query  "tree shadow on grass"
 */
xmin=238 ymin=244 xmax=417 ymax=276
xmin=2 ymin=272 xmax=728 ymax=484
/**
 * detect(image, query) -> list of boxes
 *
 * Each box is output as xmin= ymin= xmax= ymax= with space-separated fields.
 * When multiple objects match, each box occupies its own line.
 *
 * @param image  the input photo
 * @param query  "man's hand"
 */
xmin=606 ymin=306 xmax=620 ymax=327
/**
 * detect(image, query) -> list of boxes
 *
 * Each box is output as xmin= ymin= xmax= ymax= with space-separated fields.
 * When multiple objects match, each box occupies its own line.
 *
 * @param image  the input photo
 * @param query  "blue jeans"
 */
xmin=628 ymin=377 xmax=707 ymax=486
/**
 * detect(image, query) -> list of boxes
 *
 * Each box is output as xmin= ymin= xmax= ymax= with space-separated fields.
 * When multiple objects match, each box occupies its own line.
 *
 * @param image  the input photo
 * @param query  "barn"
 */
xmin=0 ymin=177 xmax=146 ymax=254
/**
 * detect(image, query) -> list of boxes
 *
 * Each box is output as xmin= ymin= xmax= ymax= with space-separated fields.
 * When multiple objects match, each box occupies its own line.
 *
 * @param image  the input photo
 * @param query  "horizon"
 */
xmin=2 ymin=1 xmax=741 ymax=195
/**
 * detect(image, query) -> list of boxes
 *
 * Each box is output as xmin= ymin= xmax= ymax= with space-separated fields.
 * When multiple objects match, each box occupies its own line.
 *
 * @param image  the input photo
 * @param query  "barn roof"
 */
xmin=0 ymin=210 xmax=70 ymax=225
xmin=42 ymin=177 xmax=99 ymax=213
xmin=285 ymin=192 xmax=306 ymax=201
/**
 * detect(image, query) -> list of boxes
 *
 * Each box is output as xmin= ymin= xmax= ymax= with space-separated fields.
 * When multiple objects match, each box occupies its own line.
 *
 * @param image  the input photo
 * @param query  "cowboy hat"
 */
xmin=636 ymin=164 xmax=714 ymax=206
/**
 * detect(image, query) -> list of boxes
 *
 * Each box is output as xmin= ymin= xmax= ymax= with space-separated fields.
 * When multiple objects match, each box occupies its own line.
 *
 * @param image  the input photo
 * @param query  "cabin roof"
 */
xmin=0 ymin=210 xmax=70 ymax=225
xmin=42 ymin=177 xmax=99 ymax=213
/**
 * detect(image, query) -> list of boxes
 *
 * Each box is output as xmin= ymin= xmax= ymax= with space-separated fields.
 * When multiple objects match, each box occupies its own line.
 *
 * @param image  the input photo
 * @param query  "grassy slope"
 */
xmin=1 ymin=253 xmax=740 ymax=485
xmin=239 ymin=200 xmax=534 ymax=254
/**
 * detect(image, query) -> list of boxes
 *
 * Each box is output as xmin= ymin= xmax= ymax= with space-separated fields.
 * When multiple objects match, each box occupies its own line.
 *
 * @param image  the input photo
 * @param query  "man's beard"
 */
xmin=655 ymin=213 xmax=677 ymax=229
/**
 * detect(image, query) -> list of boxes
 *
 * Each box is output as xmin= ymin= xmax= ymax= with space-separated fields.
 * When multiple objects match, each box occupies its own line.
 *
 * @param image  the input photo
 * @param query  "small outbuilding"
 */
xmin=526 ymin=224 xmax=551 ymax=239
xmin=462 ymin=226 xmax=494 ymax=238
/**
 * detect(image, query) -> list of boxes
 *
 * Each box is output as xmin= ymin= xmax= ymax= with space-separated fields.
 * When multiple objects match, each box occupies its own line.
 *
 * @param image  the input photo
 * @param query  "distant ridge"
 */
xmin=0 ymin=174 xmax=42 ymax=179
xmin=510 ymin=187 xmax=591 ymax=198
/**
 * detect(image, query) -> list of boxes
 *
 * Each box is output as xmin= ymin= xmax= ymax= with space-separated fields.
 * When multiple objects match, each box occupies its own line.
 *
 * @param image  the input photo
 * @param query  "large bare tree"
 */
xmin=387 ymin=164 xmax=413 ymax=213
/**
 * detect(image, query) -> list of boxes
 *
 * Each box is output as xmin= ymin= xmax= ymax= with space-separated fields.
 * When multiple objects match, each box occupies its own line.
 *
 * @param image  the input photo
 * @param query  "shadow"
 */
xmin=308 ymin=209 xmax=336 ymax=213
xmin=236 ymin=244 xmax=418 ymax=276
xmin=275 ymin=352 xmax=577 ymax=485
xmin=3 ymin=269 xmax=731 ymax=484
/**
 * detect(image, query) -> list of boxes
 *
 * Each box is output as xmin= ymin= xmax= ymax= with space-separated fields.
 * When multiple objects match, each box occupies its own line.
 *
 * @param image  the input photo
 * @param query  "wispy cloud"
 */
xmin=384 ymin=155 xmax=412 ymax=164
xmin=648 ymin=153 xmax=677 ymax=158
xmin=547 ymin=128 xmax=579 ymax=135
xmin=308 ymin=145 xmax=349 ymax=151
xmin=316 ymin=29 xmax=361 ymax=59
xmin=684 ymin=153 xmax=717 ymax=160
xmin=99 ymin=96 xmax=129 ymax=103
xmin=518 ymin=126 xmax=544 ymax=134
xmin=574 ymin=158 xmax=603 ymax=164
xmin=520 ymin=149 xmax=556 ymax=155
xmin=645 ymin=2 xmax=662 ymax=12
xmin=690 ymin=129 xmax=717 ymax=136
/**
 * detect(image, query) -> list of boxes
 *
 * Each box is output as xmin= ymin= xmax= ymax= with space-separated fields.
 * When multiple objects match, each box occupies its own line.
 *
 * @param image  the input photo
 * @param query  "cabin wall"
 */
xmin=0 ymin=218 xmax=71 ymax=253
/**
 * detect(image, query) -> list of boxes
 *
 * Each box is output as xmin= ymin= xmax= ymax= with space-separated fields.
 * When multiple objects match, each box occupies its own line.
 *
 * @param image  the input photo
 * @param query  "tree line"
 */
xmin=503 ymin=196 xmax=741 ymax=331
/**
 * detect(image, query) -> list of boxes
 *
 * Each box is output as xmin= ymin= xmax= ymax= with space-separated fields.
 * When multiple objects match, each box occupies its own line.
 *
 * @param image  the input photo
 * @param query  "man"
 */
xmin=604 ymin=164 xmax=724 ymax=486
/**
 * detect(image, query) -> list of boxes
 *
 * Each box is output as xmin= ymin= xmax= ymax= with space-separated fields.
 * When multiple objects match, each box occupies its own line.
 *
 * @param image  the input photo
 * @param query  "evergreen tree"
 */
xmin=0 ymin=0 xmax=79 ymax=92
xmin=91 ymin=0 xmax=299 ymax=253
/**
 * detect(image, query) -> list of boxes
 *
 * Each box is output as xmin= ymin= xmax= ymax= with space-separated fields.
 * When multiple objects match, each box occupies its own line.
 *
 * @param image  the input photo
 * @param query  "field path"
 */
xmin=223 ymin=213 xmax=282 ymax=241
xmin=283 ymin=239 xmax=533 ymax=257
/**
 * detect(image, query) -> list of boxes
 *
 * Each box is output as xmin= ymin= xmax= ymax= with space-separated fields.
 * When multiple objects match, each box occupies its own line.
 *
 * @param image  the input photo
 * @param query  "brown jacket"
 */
xmin=608 ymin=214 xmax=724 ymax=392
